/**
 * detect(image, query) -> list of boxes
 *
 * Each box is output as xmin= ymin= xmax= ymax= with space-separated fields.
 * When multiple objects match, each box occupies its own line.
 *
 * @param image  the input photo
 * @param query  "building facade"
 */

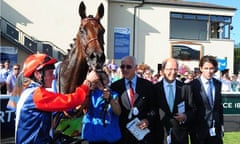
xmin=108 ymin=0 xmax=236 ymax=74
xmin=1 ymin=0 xmax=236 ymax=73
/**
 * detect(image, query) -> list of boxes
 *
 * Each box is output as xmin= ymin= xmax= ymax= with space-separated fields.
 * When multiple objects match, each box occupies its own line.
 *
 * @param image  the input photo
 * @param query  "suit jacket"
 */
xmin=189 ymin=77 xmax=223 ymax=141
xmin=154 ymin=79 xmax=196 ymax=144
xmin=110 ymin=77 xmax=158 ymax=144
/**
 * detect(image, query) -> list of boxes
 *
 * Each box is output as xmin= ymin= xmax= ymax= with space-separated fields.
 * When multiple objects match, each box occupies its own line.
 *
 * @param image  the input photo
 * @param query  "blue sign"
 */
xmin=114 ymin=27 xmax=130 ymax=59
xmin=217 ymin=57 xmax=227 ymax=71
xmin=0 ymin=47 xmax=18 ymax=67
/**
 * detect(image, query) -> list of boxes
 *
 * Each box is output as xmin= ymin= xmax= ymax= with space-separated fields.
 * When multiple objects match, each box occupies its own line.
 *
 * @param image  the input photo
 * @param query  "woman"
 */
xmin=6 ymin=72 xmax=31 ymax=110
xmin=81 ymin=71 xmax=122 ymax=144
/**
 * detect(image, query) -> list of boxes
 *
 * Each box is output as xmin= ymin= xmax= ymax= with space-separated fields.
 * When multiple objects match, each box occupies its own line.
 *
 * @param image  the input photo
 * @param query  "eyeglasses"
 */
xmin=120 ymin=64 xmax=132 ymax=70
xmin=14 ymin=68 xmax=20 ymax=70
xmin=165 ymin=68 xmax=178 ymax=72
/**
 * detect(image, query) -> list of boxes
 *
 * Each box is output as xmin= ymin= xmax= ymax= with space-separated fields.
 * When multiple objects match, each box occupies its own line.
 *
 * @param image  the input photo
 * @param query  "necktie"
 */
xmin=207 ymin=80 xmax=213 ymax=107
xmin=128 ymin=81 xmax=135 ymax=106
xmin=168 ymin=84 xmax=174 ymax=112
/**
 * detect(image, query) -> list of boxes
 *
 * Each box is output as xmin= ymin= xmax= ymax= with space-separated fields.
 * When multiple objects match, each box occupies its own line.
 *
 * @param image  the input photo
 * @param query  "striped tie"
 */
xmin=128 ymin=81 xmax=134 ymax=106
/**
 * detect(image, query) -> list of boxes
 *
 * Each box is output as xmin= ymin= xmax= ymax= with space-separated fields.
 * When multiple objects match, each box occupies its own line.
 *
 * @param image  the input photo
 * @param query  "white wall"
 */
xmin=202 ymin=40 xmax=234 ymax=73
xmin=2 ymin=0 xmax=108 ymax=53
xmin=136 ymin=5 xmax=171 ymax=72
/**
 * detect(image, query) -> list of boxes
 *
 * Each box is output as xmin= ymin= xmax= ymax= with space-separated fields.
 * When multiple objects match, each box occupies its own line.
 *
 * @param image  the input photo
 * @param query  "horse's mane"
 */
xmin=58 ymin=37 xmax=89 ymax=94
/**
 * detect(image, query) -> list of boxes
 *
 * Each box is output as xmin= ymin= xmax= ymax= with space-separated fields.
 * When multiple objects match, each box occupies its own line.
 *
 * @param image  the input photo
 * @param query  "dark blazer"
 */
xmin=154 ymin=79 xmax=196 ymax=144
xmin=110 ymin=77 xmax=158 ymax=144
xmin=189 ymin=78 xmax=223 ymax=144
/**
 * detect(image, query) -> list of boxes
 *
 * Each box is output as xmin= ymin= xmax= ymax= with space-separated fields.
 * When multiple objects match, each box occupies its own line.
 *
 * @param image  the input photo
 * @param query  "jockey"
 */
xmin=15 ymin=53 xmax=98 ymax=144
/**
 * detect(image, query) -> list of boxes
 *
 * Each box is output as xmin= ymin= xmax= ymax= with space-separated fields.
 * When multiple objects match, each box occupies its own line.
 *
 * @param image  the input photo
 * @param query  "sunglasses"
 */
xmin=120 ymin=64 xmax=132 ymax=69
xmin=14 ymin=68 xmax=20 ymax=70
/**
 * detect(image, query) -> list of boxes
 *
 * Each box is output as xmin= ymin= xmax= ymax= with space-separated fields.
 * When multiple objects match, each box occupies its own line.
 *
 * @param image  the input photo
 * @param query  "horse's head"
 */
xmin=77 ymin=1 xmax=105 ymax=71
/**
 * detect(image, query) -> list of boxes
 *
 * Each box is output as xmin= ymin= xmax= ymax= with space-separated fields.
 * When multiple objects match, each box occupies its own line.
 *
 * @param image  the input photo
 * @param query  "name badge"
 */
xmin=128 ymin=107 xmax=139 ymax=119
xmin=132 ymin=107 xmax=139 ymax=116
xmin=209 ymin=127 xmax=216 ymax=136
xmin=177 ymin=101 xmax=185 ymax=113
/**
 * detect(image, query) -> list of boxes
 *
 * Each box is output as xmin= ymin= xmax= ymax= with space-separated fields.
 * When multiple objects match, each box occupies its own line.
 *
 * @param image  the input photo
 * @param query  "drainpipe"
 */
xmin=133 ymin=0 xmax=144 ymax=56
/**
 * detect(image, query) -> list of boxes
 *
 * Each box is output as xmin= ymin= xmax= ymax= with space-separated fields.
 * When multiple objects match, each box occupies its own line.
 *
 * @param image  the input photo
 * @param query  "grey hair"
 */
xmin=121 ymin=56 xmax=137 ymax=66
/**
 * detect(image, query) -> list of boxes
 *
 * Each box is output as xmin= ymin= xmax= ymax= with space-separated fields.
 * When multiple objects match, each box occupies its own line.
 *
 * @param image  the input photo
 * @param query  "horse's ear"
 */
xmin=79 ymin=1 xmax=86 ymax=19
xmin=95 ymin=3 xmax=104 ymax=20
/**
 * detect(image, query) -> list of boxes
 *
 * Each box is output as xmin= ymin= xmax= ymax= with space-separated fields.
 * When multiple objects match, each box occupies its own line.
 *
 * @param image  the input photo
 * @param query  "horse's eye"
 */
xmin=79 ymin=27 xmax=85 ymax=34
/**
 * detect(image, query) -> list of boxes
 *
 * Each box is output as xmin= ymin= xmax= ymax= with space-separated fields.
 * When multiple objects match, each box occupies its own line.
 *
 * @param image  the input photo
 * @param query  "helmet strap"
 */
xmin=40 ymin=70 xmax=45 ymax=87
xmin=30 ymin=71 xmax=43 ymax=86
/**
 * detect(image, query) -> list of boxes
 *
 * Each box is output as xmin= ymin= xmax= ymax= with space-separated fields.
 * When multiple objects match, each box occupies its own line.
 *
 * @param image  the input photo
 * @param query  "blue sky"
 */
xmin=185 ymin=0 xmax=240 ymax=45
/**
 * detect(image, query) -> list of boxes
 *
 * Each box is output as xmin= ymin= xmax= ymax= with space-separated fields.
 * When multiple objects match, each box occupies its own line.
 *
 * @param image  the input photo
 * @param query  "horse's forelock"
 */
xmin=88 ymin=15 xmax=94 ymax=18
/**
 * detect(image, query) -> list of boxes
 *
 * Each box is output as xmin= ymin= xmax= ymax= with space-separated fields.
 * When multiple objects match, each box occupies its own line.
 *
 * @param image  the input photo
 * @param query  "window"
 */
xmin=42 ymin=44 xmax=53 ymax=56
xmin=170 ymin=12 xmax=232 ymax=40
xmin=171 ymin=42 xmax=202 ymax=61
xmin=6 ymin=25 xmax=19 ymax=40
xmin=58 ymin=51 xmax=65 ymax=61
xmin=210 ymin=15 xmax=232 ymax=39
xmin=172 ymin=45 xmax=200 ymax=60
xmin=24 ymin=36 xmax=37 ymax=52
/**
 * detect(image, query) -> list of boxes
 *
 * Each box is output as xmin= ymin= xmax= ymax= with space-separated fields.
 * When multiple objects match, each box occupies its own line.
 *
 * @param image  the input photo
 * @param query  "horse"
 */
xmin=53 ymin=2 xmax=106 ymax=141
xmin=58 ymin=1 xmax=105 ymax=94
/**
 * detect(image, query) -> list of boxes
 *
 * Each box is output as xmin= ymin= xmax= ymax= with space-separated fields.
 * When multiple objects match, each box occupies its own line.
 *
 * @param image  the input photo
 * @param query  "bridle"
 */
xmin=83 ymin=38 xmax=98 ymax=56
xmin=80 ymin=17 xmax=102 ymax=55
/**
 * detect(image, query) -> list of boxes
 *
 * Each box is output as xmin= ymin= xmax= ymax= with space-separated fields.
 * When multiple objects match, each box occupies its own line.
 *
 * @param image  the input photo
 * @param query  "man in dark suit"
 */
xmin=154 ymin=58 xmax=196 ymax=144
xmin=189 ymin=55 xmax=223 ymax=144
xmin=111 ymin=56 xmax=159 ymax=144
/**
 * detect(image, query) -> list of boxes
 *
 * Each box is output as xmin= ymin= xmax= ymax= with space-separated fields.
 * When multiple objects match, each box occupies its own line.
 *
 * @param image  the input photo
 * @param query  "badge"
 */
xmin=132 ymin=107 xmax=139 ymax=116
xmin=209 ymin=127 xmax=216 ymax=136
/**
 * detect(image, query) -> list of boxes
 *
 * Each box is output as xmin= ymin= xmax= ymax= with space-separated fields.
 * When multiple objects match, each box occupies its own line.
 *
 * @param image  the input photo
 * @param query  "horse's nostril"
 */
xmin=95 ymin=64 xmax=102 ymax=70
xmin=89 ymin=53 xmax=95 ymax=59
